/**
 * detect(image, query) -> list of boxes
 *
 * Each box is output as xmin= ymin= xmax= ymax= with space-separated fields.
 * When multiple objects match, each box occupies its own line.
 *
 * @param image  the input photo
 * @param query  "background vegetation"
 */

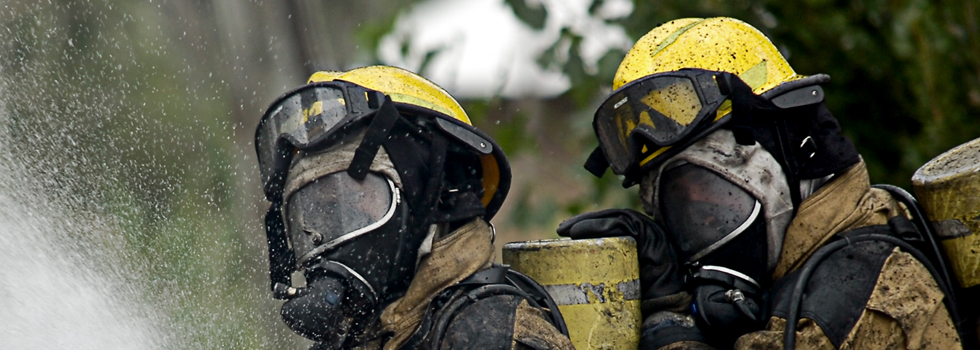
xmin=1 ymin=0 xmax=977 ymax=348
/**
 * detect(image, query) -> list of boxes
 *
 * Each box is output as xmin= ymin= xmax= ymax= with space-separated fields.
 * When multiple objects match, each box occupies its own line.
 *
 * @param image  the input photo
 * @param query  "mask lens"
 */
xmin=286 ymin=171 xmax=396 ymax=261
xmin=595 ymin=74 xmax=706 ymax=173
xmin=659 ymin=164 xmax=759 ymax=262
xmin=257 ymin=84 xmax=372 ymax=195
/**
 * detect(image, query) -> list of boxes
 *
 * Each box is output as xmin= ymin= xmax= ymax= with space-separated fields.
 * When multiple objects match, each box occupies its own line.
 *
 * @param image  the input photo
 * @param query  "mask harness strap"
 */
xmin=265 ymin=203 xmax=298 ymax=299
xmin=348 ymin=95 xmax=400 ymax=181
xmin=417 ymin=134 xmax=448 ymax=229
xmin=717 ymin=73 xmax=762 ymax=147
xmin=347 ymin=93 xmax=454 ymax=297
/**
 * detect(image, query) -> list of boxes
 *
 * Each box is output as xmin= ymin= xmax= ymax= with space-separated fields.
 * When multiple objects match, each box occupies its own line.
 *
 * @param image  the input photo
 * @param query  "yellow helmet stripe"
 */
xmin=741 ymin=60 xmax=768 ymax=92
xmin=650 ymin=19 xmax=706 ymax=59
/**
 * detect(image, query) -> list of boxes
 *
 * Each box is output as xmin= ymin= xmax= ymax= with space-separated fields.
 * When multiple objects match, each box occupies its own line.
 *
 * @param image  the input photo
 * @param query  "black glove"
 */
xmin=557 ymin=208 xmax=684 ymax=303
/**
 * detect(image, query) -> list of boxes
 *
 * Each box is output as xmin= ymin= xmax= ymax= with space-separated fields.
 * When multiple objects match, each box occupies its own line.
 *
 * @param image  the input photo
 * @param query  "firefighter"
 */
xmin=559 ymin=17 xmax=963 ymax=350
xmin=255 ymin=65 xmax=573 ymax=350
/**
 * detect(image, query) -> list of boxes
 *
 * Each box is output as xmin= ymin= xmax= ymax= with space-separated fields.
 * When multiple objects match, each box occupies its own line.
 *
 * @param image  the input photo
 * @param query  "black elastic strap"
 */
xmin=348 ymin=96 xmax=400 ymax=180
xmin=265 ymin=203 xmax=296 ymax=298
xmin=584 ymin=147 xmax=610 ymax=177
xmin=717 ymin=73 xmax=760 ymax=146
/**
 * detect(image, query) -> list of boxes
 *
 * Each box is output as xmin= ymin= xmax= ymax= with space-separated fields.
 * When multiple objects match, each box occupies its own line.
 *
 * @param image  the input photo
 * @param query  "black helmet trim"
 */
xmin=385 ymin=102 xmax=511 ymax=221
xmin=760 ymin=74 xmax=830 ymax=100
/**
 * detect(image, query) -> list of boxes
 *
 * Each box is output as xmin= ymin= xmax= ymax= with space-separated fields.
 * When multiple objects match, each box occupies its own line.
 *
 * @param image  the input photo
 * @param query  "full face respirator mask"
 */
xmin=657 ymin=162 xmax=768 ymax=345
xmin=253 ymin=80 xmax=425 ymax=345
xmin=278 ymin=170 xmax=416 ymax=345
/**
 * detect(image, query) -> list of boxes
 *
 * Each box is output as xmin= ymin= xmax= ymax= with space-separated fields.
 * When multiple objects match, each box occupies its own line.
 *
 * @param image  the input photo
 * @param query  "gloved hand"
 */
xmin=558 ymin=209 xmax=712 ymax=350
xmin=557 ymin=208 xmax=683 ymax=303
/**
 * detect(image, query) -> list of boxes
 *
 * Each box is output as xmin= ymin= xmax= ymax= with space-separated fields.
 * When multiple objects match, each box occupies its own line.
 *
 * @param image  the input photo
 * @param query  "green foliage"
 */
xmin=504 ymin=0 xmax=548 ymax=30
xmin=745 ymin=0 xmax=980 ymax=187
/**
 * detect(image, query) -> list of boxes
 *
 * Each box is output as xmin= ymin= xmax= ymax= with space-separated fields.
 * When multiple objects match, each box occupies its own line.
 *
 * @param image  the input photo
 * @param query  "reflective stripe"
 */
xmin=543 ymin=279 xmax=640 ymax=306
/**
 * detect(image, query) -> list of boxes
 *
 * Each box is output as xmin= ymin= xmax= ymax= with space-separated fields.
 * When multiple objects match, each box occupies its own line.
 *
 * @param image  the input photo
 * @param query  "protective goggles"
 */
xmin=255 ymin=81 xmax=391 ymax=195
xmin=285 ymin=171 xmax=401 ymax=267
xmin=658 ymin=164 xmax=762 ymax=263
xmin=593 ymin=68 xmax=736 ymax=176
xmin=256 ymin=80 xmax=495 ymax=200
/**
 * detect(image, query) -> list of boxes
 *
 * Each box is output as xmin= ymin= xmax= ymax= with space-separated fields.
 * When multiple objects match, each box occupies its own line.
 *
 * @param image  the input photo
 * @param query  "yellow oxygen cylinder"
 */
xmin=502 ymin=237 xmax=641 ymax=350
xmin=911 ymin=137 xmax=980 ymax=289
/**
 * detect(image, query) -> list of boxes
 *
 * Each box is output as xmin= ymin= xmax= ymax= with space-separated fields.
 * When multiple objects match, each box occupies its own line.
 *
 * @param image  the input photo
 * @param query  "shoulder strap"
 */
xmin=503 ymin=268 xmax=570 ymax=336
xmin=780 ymin=211 xmax=969 ymax=350
xmin=397 ymin=265 xmax=569 ymax=350
xmin=769 ymin=226 xmax=895 ymax=348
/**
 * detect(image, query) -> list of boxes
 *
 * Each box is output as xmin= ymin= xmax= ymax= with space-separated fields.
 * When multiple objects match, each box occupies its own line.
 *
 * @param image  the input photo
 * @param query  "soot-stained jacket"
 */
xmin=731 ymin=161 xmax=961 ymax=350
xmin=340 ymin=219 xmax=575 ymax=350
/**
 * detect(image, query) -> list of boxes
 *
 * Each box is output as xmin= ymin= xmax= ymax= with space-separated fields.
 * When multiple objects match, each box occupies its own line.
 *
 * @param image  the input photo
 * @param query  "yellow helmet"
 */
xmin=308 ymin=66 xmax=471 ymax=126
xmin=614 ymin=17 xmax=801 ymax=94
xmin=256 ymin=65 xmax=510 ymax=219
xmin=586 ymin=17 xmax=830 ymax=186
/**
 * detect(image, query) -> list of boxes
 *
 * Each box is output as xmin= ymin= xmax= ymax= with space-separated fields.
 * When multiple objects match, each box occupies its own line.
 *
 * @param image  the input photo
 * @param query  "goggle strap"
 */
xmin=722 ymin=73 xmax=759 ymax=146
xmin=264 ymin=203 xmax=296 ymax=297
xmin=349 ymin=96 xmax=400 ymax=180
xmin=584 ymin=147 xmax=610 ymax=178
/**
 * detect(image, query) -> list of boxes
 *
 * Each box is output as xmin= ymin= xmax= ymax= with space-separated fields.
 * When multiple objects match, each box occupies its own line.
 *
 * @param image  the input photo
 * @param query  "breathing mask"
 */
xmin=254 ymin=69 xmax=512 ymax=346
xmin=278 ymin=167 xmax=416 ymax=345
xmin=657 ymin=162 xmax=767 ymax=345
xmin=641 ymin=129 xmax=794 ymax=346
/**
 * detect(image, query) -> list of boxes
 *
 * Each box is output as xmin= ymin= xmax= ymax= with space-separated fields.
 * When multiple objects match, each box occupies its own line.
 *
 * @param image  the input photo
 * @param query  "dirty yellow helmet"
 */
xmin=614 ymin=17 xmax=803 ymax=93
xmin=256 ymin=65 xmax=511 ymax=219
xmin=308 ymin=66 xmax=471 ymax=126
xmin=586 ymin=17 xmax=830 ymax=186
